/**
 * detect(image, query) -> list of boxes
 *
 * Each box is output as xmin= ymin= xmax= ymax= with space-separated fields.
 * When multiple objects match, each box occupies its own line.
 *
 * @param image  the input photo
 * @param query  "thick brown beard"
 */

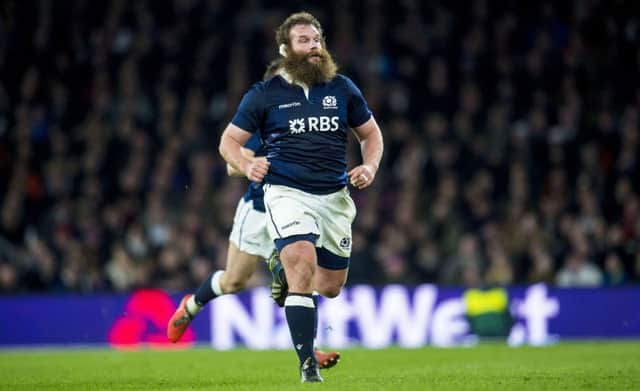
xmin=282 ymin=48 xmax=338 ymax=86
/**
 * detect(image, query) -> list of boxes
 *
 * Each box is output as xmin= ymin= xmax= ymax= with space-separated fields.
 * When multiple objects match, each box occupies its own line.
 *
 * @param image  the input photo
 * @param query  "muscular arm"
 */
xmin=219 ymin=123 xmax=269 ymax=182
xmin=226 ymin=148 xmax=256 ymax=177
xmin=349 ymin=116 xmax=384 ymax=189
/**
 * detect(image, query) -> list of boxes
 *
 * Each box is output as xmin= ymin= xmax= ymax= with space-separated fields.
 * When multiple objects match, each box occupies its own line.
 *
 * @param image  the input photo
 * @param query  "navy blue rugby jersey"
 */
xmin=231 ymin=74 xmax=372 ymax=195
xmin=242 ymin=132 xmax=266 ymax=212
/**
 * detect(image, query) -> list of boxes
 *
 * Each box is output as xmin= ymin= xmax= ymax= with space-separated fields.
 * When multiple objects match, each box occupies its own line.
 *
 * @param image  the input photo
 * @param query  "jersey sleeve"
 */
xmin=243 ymin=132 xmax=262 ymax=153
xmin=344 ymin=76 xmax=373 ymax=128
xmin=231 ymin=83 xmax=265 ymax=133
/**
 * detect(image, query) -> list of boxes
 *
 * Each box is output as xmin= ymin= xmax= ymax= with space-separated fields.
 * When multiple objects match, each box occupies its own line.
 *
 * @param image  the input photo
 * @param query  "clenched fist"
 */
xmin=245 ymin=157 xmax=270 ymax=182
xmin=348 ymin=164 xmax=376 ymax=189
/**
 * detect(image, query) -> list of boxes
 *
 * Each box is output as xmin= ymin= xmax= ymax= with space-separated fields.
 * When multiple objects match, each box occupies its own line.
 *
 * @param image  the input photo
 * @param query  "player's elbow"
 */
xmin=226 ymin=164 xmax=243 ymax=177
xmin=218 ymin=134 xmax=232 ymax=161
xmin=218 ymin=136 xmax=227 ymax=158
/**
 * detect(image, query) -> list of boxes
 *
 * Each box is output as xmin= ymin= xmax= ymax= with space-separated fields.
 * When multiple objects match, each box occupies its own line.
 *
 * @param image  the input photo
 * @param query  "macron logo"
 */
xmin=281 ymin=221 xmax=301 ymax=230
xmin=279 ymin=101 xmax=302 ymax=109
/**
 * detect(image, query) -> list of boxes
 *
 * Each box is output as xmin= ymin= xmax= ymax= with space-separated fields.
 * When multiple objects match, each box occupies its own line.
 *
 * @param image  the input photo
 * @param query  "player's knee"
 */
xmin=220 ymin=275 xmax=248 ymax=294
xmin=281 ymin=242 xmax=316 ymax=274
xmin=322 ymin=286 xmax=342 ymax=298
xmin=224 ymin=280 xmax=247 ymax=293
xmin=281 ymin=241 xmax=316 ymax=288
xmin=282 ymin=241 xmax=315 ymax=260
xmin=292 ymin=260 xmax=316 ymax=284
xmin=317 ymin=283 xmax=342 ymax=298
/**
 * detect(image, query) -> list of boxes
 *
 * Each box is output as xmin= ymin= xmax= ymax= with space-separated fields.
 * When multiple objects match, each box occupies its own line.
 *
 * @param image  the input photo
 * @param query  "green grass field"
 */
xmin=1 ymin=342 xmax=639 ymax=390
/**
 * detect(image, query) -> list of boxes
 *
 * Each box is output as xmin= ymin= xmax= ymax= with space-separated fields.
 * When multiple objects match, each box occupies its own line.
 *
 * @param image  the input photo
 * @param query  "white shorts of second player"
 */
xmin=263 ymin=184 xmax=357 ymax=263
xmin=228 ymin=198 xmax=274 ymax=260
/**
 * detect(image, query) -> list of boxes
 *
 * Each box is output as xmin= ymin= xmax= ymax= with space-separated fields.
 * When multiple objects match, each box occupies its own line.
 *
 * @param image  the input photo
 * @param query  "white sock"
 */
xmin=211 ymin=270 xmax=224 ymax=296
xmin=186 ymin=270 xmax=225 ymax=317
xmin=186 ymin=295 xmax=203 ymax=316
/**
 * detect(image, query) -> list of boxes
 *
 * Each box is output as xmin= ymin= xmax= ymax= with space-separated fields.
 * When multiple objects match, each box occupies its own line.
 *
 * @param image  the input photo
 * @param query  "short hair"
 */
xmin=275 ymin=12 xmax=323 ymax=47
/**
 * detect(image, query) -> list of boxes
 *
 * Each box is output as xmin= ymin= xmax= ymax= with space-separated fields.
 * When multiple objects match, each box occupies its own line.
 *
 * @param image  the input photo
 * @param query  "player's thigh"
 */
xmin=223 ymin=241 xmax=259 ymax=284
xmin=313 ymin=265 xmax=348 ymax=298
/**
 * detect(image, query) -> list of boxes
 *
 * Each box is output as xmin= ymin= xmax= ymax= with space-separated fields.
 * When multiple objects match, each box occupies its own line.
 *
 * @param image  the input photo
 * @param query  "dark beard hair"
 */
xmin=282 ymin=48 xmax=338 ymax=86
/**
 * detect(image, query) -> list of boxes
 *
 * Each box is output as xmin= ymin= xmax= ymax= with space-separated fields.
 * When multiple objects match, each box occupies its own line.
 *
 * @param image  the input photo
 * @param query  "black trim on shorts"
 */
xmin=316 ymin=247 xmax=350 ymax=270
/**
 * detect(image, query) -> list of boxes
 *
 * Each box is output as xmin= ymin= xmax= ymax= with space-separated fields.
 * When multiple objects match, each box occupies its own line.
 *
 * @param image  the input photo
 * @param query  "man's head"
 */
xmin=275 ymin=12 xmax=337 ymax=85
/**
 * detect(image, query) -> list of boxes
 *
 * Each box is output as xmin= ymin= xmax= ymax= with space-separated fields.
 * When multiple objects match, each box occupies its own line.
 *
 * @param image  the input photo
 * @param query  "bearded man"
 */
xmin=219 ymin=11 xmax=384 ymax=383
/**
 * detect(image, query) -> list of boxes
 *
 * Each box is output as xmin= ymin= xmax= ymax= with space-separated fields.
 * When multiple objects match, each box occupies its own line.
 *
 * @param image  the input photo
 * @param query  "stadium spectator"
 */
xmin=0 ymin=1 xmax=639 ymax=293
xmin=556 ymin=252 xmax=604 ymax=287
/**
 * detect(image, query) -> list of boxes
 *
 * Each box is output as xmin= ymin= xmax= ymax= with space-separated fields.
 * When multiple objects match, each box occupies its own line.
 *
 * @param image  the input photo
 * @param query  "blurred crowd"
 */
xmin=1 ymin=0 xmax=639 ymax=293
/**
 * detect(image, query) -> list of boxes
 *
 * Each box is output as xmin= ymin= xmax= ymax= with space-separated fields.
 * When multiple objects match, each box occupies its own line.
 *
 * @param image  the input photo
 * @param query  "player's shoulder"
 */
xmin=330 ymin=74 xmax=361 ymax=93
xmin=332 ymin=73 xmax=356 ymax=85
xmin=259 ymin=75 xmax=287 ymax=90
xmin=247 ymin=75 xmax=283 ymax=91
xmin=244 ymin=77 xmax=285 ymax=102
xmin=246 ymin=79 xmax=267 ymax=93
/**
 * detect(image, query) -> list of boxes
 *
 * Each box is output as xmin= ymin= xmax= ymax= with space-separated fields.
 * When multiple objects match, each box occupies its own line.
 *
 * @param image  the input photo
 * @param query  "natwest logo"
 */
xmin=208 ymin=284 xmax=560 ymax=350
xmin=289 ymin=116 xmax=339 ymax=134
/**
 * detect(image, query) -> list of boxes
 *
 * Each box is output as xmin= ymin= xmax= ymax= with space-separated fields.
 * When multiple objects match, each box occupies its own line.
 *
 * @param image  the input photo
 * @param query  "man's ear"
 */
xmin=279 ymin=44 xmax=288 ymax=57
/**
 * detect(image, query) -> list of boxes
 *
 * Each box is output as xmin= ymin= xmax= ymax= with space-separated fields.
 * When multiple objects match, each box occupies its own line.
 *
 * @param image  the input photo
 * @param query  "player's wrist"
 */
xmin=362 ymin=163 xmax=378 ymax=176
xmin=238 ymin=158 xmax=250 ymax=177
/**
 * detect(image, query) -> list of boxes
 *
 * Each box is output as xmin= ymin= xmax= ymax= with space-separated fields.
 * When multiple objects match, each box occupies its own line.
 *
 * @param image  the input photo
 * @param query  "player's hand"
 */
xmin=245 ymin=157 xmax=270 ymax=182
xmin=348 ymin=164 xmax=376 ymax=189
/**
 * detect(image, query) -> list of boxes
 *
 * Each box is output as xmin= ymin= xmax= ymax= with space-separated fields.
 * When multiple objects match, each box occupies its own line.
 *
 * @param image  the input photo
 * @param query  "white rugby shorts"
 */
xmin=263 ymin=184 xmax=357 ymax=263
xmin=228 ymin=198 xmax=274 ymax=260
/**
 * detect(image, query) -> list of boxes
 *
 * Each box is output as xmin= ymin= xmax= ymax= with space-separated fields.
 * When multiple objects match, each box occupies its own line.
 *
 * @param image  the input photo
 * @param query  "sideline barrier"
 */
xmin=1 ymin=284 xmax=638 ymax=348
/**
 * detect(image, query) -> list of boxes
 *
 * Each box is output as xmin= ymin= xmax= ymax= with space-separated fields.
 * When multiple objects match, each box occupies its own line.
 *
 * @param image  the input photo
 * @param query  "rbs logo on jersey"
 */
xmin=289 ymin=116 xmax=339 ymax=134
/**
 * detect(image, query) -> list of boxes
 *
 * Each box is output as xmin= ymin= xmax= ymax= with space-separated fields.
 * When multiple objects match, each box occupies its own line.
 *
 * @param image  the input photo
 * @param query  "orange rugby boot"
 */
xmin=167 ymin=294 xmax=194 ymax=343
xmin=315 ymin=349 xmax=341 ymax=369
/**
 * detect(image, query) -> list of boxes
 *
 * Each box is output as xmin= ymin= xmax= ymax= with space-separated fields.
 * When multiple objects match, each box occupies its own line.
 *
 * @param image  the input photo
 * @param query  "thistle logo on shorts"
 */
xmin=339 ymin=237 xmax=351 ymax=249
xmin=289 ymin=116 xmax=339 ymax=134
xmin=322 ymin=96 xmax=338 ymax=109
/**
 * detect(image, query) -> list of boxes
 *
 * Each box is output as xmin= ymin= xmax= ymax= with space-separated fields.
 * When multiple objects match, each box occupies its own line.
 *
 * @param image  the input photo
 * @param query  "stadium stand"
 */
xmin=0 ymin=1 xmax=638 ymax=292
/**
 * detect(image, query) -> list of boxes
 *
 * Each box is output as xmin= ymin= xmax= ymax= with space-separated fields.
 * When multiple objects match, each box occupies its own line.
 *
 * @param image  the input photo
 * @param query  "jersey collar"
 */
xmin=277 ymin=69 xmax=310 ymax=100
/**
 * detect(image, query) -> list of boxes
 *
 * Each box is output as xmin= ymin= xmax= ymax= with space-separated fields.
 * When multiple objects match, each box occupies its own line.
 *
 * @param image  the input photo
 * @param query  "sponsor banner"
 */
xmin=0 ymin=289 xmax=209 ymax=347
xmin=0 ymin=285 xmax=638 ymax=348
